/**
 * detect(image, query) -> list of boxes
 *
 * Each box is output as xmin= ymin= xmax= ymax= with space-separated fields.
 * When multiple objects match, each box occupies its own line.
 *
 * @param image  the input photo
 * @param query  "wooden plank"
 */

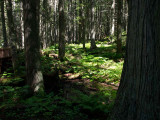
xmin=0 ymin=48 xmax=11 ymax=59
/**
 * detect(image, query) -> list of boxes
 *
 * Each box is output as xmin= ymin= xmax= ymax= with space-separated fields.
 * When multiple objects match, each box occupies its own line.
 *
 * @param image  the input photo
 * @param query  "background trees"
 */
xmin=0 ymin=0 xmax=131 ymax=119
xmin=0 ymin=0 xmax=128 ymax=93
xmin=0 ymin=0 xmax=128 ymax=50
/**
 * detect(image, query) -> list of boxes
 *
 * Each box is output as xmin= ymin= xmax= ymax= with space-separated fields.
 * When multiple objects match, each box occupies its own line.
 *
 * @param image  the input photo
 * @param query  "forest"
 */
xmin=0 ymin=0 xmax=159 ymax=120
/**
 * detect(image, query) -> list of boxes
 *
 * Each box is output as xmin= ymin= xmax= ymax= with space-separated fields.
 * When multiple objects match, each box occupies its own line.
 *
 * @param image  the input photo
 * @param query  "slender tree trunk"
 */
xmin=6 ymin=0 xmax=18 ymax=72
xmin=75 ymin=0 xmax=79 ymax=44
xmin=6 ymin=0 xmax=16 ymax=44
xmin=73 ymin=0 xmax=77 ymax=43
xmin=85 ymin=0 xmax=89 ymax=41
xmin=111 ymin=0 xmax=160 ymax=120
xmin=23 ymin=0 xmax=44 ymax=93
xmin=42 ymin=0 xmax=47 ymax=49
xmin=82 ymin=16 xmax=86 ymax=49
xmin=58 ymin=0 xmax=66 ymax=61
xmin=110 ymin=0 xmax=116 ymax=35
xmin=20 ymin=2 xmax=24 ymax=49
xmin=90 ymin=0 xmax=97 ymax=49
xmin=122 ymin=0 xmax=128 ymax=32
xmin=1 ymin=0 xmax=8 ymax=47
xmin=70 ymin=0 xmax=74 ymax=43
xmin=78 ymin=0 xmax=82 ymax=44
xmin=53 ymin=0 xmax=58 ymax=44
xmin=67 ymin=0 xmax=72 ymax=44
xmin=82 ymin=0 xmax=87 ymax=49
xmin=116 ymin=0 xmax=122 ymax=53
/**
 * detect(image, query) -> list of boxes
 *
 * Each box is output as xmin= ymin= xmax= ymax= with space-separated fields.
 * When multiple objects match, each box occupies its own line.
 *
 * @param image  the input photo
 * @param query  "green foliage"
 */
xmin=0 ymin=41 xmax=124 ymax=120
xmin=0 ymin=77 xmax=23 ymax=86
xmin=1 ymin=72 xmax=13 ymax=78
xmin=0 ymin=90 xmax=88 ymax=120
xmin=41 ymin=56 xmax=56 ymax=74
xmin=40 ymin=42 xmax=123 ymax=85
xmin=64 ymin=89 xmax=116 ymax=120
xmin=0 ymin=71 xmax=24 ymax=86
xmin=64 ymin=43 xmax=123 ymax=84
xmin=2 ymin=88 xmax=114 ymax=120
xmin=21 ymin=93 xmax=56 ymax=119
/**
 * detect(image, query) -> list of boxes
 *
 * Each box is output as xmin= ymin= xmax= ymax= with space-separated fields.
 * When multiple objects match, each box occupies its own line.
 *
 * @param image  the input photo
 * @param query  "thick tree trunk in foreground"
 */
xmin=111 ymin=0 xmax=160 ymax=120
xmin=1 ymin=0 xmax=8 ymax=47
xmin=23 ymin=0 xmax=44 ymax=93
xmin=58 ymin=0 xmax=65 ymax=61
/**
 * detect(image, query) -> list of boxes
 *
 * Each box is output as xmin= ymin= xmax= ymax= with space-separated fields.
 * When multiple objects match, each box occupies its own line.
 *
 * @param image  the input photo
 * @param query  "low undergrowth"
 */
xmin=0 ymin=41 xmax=124 ymax=120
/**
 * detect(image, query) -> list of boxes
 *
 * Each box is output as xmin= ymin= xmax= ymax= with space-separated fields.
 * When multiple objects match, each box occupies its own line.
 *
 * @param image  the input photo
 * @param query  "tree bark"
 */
xmin=110 ymin=0 xmax=116 ymax=35
xmin=78 ymin=0 xmax=82 ymax=44
xmin=122 ymin=0 xmax=128 ymax=32
xmin=111 ymin=0 xmax=160 ymax=120
xmin=58 ymin=0 xmax=66 ymax=61
xmin=116 ymin=0 xmax=122 ymax=53
xmin=20 ymin=2 xmax=24 ymax=49
xmin=90 ymin=0 xmax=97 ymax=49
xmin=6 ymin=0 xmax=18 ymax=72
xmin=73 ymin=0 xmax=77 ymax=43
xmin=23 ymin=0 xmax=44 ymax=93
xmin=1 ymin=0 xmax=8 ymax=47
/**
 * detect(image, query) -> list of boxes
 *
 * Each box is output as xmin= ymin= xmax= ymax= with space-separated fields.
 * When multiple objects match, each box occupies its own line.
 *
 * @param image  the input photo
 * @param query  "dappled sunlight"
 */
xmin=0 ymin=41 xmax=124 ymax=119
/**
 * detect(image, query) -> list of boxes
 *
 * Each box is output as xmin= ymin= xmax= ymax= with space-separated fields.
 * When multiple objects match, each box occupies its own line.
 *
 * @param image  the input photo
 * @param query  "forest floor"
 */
xmin=0 ymin=42 xmax=124 ymax=120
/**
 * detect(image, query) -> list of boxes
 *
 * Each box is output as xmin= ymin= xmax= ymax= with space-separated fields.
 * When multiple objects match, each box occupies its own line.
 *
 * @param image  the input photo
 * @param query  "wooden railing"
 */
xmin=0 ymin=48 xmax=12 ymax=73
xmin=0 ymin=48 xmax=11 ymax=59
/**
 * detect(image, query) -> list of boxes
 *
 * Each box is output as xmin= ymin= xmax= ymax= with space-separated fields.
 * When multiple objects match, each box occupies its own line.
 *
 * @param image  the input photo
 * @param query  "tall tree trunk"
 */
xmin=58 ymin=0 xmax=66 ymax=61
xmin=1 ymin=0 xmax=8 ymax=47
xmin=73 ymin=0 xmax=77 ymax=43
xmin=116 ymin=0 xmax=122 ymax=53
xmin=42 ymin=0 xmax=47 ymax=49
xmin=78 ymin=0 xmax=82 ymax=44
xmin=82 ymin=16 xmax=86 ymax=49
xmin=122 ymin=0 xmax=128 ymax=32
xmin=20 ymin=2 xmax=24 ymax=49
xmin=90 ymin=0 xmax=97 ymax=49
xmin=53 ymin=0 xmax=58 ymax=44
xmin=110 ymin=0 xmax=116 ymax=35
xmin=6 ymin=0 xmax=18 ymax=72
xmin=111 ymin=0 xmax=160 ymax=120
xmin=85 ymin=0 xmax=89 ymax=41
xmin=23 ymin=0 xmax=44 ymax=93
xmin=80 ymin=0 xmax=85 ymax=49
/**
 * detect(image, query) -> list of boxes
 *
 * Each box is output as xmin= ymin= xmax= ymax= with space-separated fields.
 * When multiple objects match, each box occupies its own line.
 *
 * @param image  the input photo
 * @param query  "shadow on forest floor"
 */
xmin=0 ymin=42 xmax=124 ymax=120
